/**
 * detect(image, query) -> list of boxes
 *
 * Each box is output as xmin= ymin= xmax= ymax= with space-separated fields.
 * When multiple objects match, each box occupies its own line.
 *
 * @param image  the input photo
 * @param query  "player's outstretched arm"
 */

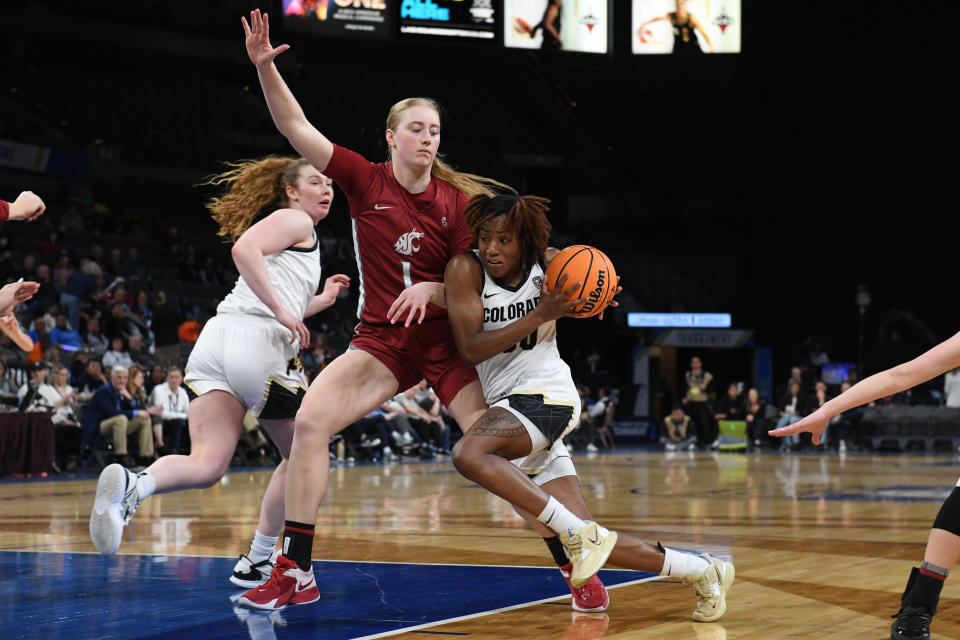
xmin=771 ymin=330 xmax=960 ymax=445
xmin=305 ymin=274 xmax=351 ymax=317
xmin=242 ymin=9 xmax=334 ymax=171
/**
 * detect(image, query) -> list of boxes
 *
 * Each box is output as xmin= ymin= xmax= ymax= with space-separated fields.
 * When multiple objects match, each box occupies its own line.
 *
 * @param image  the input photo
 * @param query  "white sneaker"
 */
xmin=690 ymin=553 xmax=735 ymax=622
xmin=838 ymin=440 xmax=847 ymax=453
xmin=402 ymin=432 xmax=414 ymax=445
xmin=383 ymin=446 xmax=398 ymax=461
xmin=665 ymin=442 xmax=677 ymax=452
xmin=231 ymin=549 xmax=279 ymax=588
xmin=89 ymin=463 xmax=141 ymax=554
xmin=586 ymin=443 xmax=599 ymax=452
xmin=560 ymin=521 xmax=618 ymax=588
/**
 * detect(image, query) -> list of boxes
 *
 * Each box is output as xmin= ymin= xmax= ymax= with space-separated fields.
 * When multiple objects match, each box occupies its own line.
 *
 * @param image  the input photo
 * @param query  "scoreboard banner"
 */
xmin=399 ymin=0 xmax=498 ymax=41
xmin=283 ymin=0 xmax=393 ymax=39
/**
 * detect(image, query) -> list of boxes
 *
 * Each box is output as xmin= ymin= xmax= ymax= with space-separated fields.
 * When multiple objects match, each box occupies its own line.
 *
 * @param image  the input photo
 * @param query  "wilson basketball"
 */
xmin=544 ymin=245 xmax=618 ymax=318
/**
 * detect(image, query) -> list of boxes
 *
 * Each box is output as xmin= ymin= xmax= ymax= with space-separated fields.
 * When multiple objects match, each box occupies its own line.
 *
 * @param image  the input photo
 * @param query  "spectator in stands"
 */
xmin=81 ymin=365 xmax=154 ymax=468
xmin=84 ymin=316 xmax=109 ymax=358
xmin=178 ymin=295 xmax=201 ymax=323
xmin=775 ymin=381 xmax=804 ymax=451
xmin=144 ymin=364 xmax=165 ymax=395
xmin=0 ymin=334 xmax=26 ymax=370
xmin=683 ymin=355 xmax=717 ymax=449
xmin=127 ymin=334 xmax=154 ymax=369
xmin=0 ymin=359 xmax=16 ymax=395
xmin=78 ymin=358 xmax=108 ymax=399
xmin=397 ymin=385 xmax=449 ymax=454
xmin=49 ymin=313 xmax=84 ymax=352
xmin=125 ymin=365 xmax=163 ymax=455
xmin=585 ymin=387 xmax=614 ymax=452
xmin=60 ymin=260 xmax=102 ymax=335
xmin=177 ymin=314 xmax=205 ymax=361
xmin=17 ymin=361 xmax=57 ymax=412
xmin=379 ymin=396 xmax=420 ymax=446
xmin=130 ymin=289 xmax=154 ymax=344
xmin=52 ymin=255 xmax=73 ymax=291
xmin=48 ymin=364 xmax=79 ymax=426
xmin=41 ymin=300 xmax=60 ymax=331
xmin=804 ymin=380 xmax=831 ymax=417
xmin=775 ymin=366 xmax=806 ymax=405
xmin=944 ymin=367 xmax=960 ymax=408
xmin=661 ymin=404 xmax=697 ymax=451
xmin=148 ymin=366 xmax=190 ymax=455
xmin=744 ymin=387 xmax=768 ymax=449
xmin=715 ymin=382 xmax=747 ymax=422
xmin=103 ymin=336 xmax=134 ymax=371
xmin=104 ymin=301 xmax=135 ymax=341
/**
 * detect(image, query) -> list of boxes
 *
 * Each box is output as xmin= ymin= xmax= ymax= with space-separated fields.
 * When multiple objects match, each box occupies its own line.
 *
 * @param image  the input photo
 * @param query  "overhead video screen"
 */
xmin=504 ymin=0 xmax=609 ymax=54
xmin=399 ymin=0 xmax=498 ymax=41
xmin=282 ymin=0 xmax=393 ymax=39
xmin=632 ymin=0 xmax=741 ymax=54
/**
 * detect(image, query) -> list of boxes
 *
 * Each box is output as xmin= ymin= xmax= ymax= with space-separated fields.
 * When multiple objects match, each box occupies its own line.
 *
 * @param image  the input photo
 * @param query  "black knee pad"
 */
xmin=932 ymin=486 xmax=960 ymax=536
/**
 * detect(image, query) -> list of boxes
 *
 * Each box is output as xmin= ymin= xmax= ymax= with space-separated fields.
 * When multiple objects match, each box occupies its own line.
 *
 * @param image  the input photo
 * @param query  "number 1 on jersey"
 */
xmin=401 ymin=261 xmax=412 ymax=288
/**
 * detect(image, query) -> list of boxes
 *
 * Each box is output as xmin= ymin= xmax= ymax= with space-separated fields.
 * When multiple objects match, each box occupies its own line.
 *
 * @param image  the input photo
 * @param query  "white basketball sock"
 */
xmin=135 ymin=471 xmax=156 ymax=501
xmin=536 ymin=495 xmax=588 ymax=535
xmin=249 ymin=531 xmax=279 ymax=562
xmin=660 ymin=548 xmax=711 ymax=579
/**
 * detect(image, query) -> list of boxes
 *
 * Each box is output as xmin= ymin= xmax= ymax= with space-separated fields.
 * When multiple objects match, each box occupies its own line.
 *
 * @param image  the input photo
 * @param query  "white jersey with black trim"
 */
xmin=217 ymin=233 xmax=321 ymax=322
xmin=471 ymin=251 xmax=576 ymax=405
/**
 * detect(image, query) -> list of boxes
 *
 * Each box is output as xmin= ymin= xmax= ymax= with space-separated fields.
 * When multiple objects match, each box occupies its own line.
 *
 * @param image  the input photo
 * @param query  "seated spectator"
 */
xmin=77 ymin=358 xmax=108 ymax=400
xmin=341 ymin=409 xmax=398 ymax=462
xmin=60 ymin=260 xmax=102 ymax=333
xmin=177 ymin=315 xmax=205 ymax=361
xmin=144 ymin=364 xmax=165 ymax=395
xmin=127 ymin=334 xmax=154 ymax=369
xmin=715 ymin=382 xmax=747 ymax=421
xmin=744 ymin=387 xmax=768 ymax=448
xmin=378 ymin=397 xmax=421 ymax=446
xmin=17 ymin=360 xmax=58 ymax=413
xmin=660 ymin=404 xmax=697 ymax=451
xmin=775 ymin=381 xmax=804 ymax=451
xmin=49 ymin=313 xmax=84 ymax=355
xmin=83 ymin=316 xmax=110 ymax=358
xmin=104 ymin=300 xmax=134 ymax=340
xmin=1 ymin=332 xmax=28 ymax=369
xmin=49 ymin=364 xmax=81 ymax=472
xmin=151 ymin=291 xmax=179 ymax=348
xmin=148 ymin=366 xmax=190 ymax=455
xmin=0 ymin=359 xmax=17 ymax=397
xmin=47 ymin=364 xmax=80 ymax=426
xmin=102 ymin=336 xmax=134 ymax=371
xmin=41 ymin=301 xmax=61 ymax=332
xmin=81 ymin=365 xmax=154 ymax=467
xmin=125 ymin=364 xmax=163 ymax=456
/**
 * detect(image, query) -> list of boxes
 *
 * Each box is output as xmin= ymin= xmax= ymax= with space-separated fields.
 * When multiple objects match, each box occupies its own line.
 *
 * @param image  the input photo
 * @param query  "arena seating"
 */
xmin=860 ymin=405 xmax=960 ymax=452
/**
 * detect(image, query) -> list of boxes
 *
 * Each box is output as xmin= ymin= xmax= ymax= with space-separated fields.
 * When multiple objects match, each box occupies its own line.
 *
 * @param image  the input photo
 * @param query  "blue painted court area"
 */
xmin=801 ymin=485 xmax=954 ymax=502
xmin=0 ymin=551 xmax=654 ymax=639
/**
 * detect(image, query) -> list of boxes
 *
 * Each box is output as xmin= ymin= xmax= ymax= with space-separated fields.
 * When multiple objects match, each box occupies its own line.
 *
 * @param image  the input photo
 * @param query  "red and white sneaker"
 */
xmin=238 ymin=555 xmax=320 ymax=611
xmin=560 ymin=562 xmax=609 ymax=612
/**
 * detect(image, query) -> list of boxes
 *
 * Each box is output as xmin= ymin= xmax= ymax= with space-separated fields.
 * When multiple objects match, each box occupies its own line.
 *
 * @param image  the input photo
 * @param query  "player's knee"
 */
xmin=933 ymin=486 xmax=960 ymax=536
xmin=451 ymin=439 xmax=478 ymax=476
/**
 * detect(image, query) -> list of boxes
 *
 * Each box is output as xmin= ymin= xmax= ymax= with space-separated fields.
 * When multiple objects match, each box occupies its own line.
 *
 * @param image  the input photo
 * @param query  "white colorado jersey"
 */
xmin=472 ymin=251 xmax=576 ymax=405
xmin=217 ymin=233 xmax=321 ymax=322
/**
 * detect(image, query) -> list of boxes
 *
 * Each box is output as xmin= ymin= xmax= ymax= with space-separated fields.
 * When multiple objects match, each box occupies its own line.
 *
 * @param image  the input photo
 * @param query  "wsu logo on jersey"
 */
xmin=394 ymin=229 xmax=425 ymax=256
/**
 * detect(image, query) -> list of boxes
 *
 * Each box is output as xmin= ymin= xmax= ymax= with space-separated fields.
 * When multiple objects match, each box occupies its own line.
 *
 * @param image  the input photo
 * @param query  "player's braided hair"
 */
xmin=464 ymin=193 xmax=552 ymax=267
xmin=386 ymin=98 xmax=513 ymax=198
xmin=202 ymin=156 xmax=310 ymax=241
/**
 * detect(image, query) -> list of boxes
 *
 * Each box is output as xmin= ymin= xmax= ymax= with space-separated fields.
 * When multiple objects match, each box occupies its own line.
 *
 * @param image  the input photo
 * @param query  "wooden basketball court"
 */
xmin=2 ymin=449 xmax=959 ymax=639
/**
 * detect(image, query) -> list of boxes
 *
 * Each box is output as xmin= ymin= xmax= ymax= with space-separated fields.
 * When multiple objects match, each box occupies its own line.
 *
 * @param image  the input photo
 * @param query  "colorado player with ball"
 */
xmin=395 ymin=193 xmax=737 ymax=622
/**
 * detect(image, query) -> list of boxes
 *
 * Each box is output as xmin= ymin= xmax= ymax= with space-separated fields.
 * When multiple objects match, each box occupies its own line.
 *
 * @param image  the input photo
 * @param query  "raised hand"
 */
xmin=242 ymin=9 xmax=290 ymax=69
xmin=322 ymin=274 xmax=350 ymax=300
xmin=769 ymin=408 xmax=830 ymax=446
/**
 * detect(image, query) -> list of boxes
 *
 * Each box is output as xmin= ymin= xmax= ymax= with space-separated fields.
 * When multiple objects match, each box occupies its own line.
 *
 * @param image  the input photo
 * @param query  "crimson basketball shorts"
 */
xmin=350 ymin=319 xmax=478 ymax=407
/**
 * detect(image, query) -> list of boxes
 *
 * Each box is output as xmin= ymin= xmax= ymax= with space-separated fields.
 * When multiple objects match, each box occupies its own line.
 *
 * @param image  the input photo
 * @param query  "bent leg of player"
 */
xmin=240 ymin=350 xmax=400 ymax=611
xmin=451 ymin=396 xmax=616 ymax=588
xmin=231 ymin=418 xmax=295 ymax=588
xmin=892 ymin=485 xmax=960 ymax=640
xmin=89 ymin=390 xmax=246 ymax=555
xmin=513 ymin=450 xmax=733 ymax=621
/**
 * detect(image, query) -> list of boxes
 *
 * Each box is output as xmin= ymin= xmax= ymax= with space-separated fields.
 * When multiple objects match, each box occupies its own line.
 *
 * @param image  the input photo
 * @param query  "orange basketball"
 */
xmin=544 ymin=245 xmax=618 ymax=318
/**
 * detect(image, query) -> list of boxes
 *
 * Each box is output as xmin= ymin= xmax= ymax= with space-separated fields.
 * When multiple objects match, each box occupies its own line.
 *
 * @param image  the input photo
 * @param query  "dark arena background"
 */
xmin=2 ymin=2 xmax=960 ymax=639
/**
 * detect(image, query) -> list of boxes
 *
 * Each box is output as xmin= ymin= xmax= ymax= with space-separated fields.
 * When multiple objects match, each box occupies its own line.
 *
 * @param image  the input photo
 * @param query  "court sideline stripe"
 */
xmin=350 ymin=576 xmax=663 ymax=640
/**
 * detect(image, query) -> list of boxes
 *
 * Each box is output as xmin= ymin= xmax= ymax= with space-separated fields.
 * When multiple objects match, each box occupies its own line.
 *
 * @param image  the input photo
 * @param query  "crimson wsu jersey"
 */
xmin=325 ymin=144 xmax=470 ymax=324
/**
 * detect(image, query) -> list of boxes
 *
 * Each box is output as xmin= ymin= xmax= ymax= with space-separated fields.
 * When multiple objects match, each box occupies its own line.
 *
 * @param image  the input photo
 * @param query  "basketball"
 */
xmin=544 ymin=245 xmax=618 ymax=318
